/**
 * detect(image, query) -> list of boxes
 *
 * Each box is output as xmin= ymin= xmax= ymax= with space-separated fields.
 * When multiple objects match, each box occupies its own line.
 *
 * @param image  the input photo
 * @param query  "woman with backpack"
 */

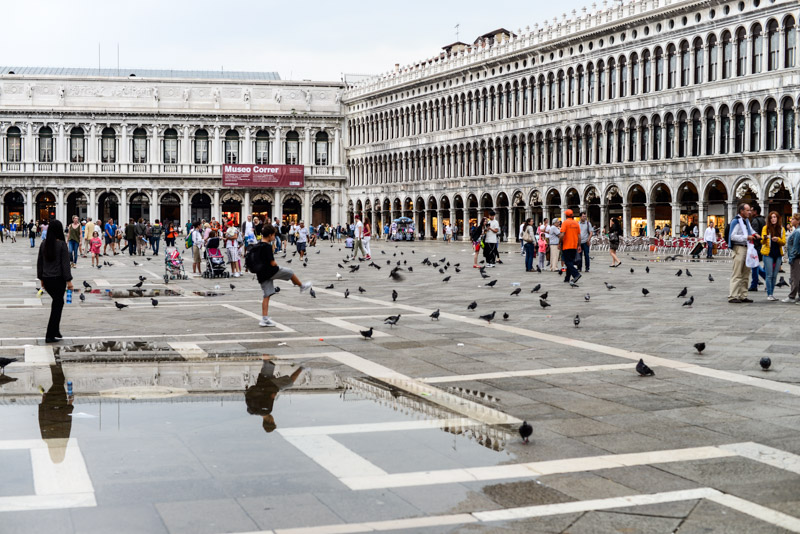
xmin=521 ymin=218 xmax=536 ymax=272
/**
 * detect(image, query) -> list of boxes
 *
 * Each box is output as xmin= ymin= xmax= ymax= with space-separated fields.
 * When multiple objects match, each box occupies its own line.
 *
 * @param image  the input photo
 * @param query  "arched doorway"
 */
xmin=129 ymin=192 xmax=150 ymax=222
xmin=734 ymin=180 xmax=759 ymax=219
xmin=414 ymin=197 xmax=425 ymax=238
xmin=705 ymin=180 xmax=729 ymax=233
xmin=651 ymin=184 xmax=672 ymax=235
xmin=66 ymin=191 xmax=88 ymax=221
xmin=677 ymin=182 xmax=699 ymax=236
xmin=545 ymin=189 xmax=561 ymax=221
xmin=454 ymin=194 xmax=465 ymax=238
xmin=191 ymin=193 xmax=212 ymax=223
xmin=565 ymin=188 xmax=580 ymax=212
xmin=253 ymin=195 xmax=273 ymax=223
xmin=529 ymin=190 xmax=543 ymax=226
xmin=628 ymin=185 xmax=647 ymax=237
xmin=480 ymin=193 xmax=493 ymax=218
xmin=221 ymin=193 xmax=242 ymax=227
xmin=160 ymin=193 xmax=181 ymax=226
xmin=4 ymin=191 xmax=25 ymax=226
xmin=766 ymin=178 xmax=792 ymax=225
xmin=312 ymin=195 xmax=332 ymax=226
xmin=97 ymin=192 xmax=119 ymax=223
xmin=427 ymin=196 xmax=438 ymax=238
xmin=584 ymin=187 xmax=600 ymax=229
xmin=495 ymin=192 xmax=509 ymax=240
xmin=36 ymin=192 xmax=56 ymax=222
xmin=282 ymin=196 xmax=300 ymax=224
xmin=467 ymin=193 xmax=479 ymax=229
xmin=403 ymin=197 xmax=414 ymax=219
xmin=392 ymin=198 xmax=402 ymax=221
xmin=605 ymin=186 xmax=623 ymax=233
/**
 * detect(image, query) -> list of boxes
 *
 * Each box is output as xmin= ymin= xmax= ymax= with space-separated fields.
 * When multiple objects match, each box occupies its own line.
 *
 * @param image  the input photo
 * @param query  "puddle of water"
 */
xmin=192 ymin=291 xmax=226 ymax=297
xmin=55 ymin=341 xmax=169 ymax=354
xmin=107 ymin=289 xmax=182 ymax=298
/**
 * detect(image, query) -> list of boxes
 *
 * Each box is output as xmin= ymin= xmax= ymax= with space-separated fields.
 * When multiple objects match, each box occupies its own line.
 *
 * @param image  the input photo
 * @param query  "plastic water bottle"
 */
xmin=511 ymin=282 xmax=521 ymax=287
xmin=67 ymin=380 xmax=73 ymax=396
xmin=66 ymin=289 xmax=72 ymax=304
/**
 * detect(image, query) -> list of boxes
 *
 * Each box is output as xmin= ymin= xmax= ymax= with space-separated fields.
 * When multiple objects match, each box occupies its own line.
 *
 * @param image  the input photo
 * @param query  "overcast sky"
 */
xmin=2 ymin=0 xmax=587 ymax=81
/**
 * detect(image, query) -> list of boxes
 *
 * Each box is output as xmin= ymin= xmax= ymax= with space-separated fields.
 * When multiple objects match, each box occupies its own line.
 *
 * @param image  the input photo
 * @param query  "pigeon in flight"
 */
xmin=677 ymin=287 xmax=688 ymax=298
xmin=479 ymin=311 xmax=496 ymax=323
xmin=760 ymin=357 xmax=771 ymax=370
xmin=442 ymin=276 xmax=451 ymax=283
xmin=636 ymin=359 xmax=655 ymax=376
xmin=675 ymin=269 xmax=683 ymax=277
xmin=539 ymin=298 xmax=551 ymax=309
xmin=682 ymin=296 xmax=694 ymax=307
xmin=510 ymin=287 xmax=521 ymax=296
xmin=531 ymin=283 xmax=541 ymax=293
xmin=467 ymin=301 xmax=477 ymax=311
xmin=360 ymin=327 xmax=373 ymax=340
xmin=518 ymin=421 xmax=533 ymax=444
xmin=0 ymin=357 xmax=17 ymax=374
xmin=642 ymin=288 xmax=650 ymax=297
xmin=573 ymin=314 xmax=580 ymax=328
xmin=694 ymin=342 xmax=705 ymax=354
xmin=384 ymin=314 xmax=401 ymax=327
xmin=114 ymin=302 xmax=128 ymax=310
xmin=392 ymin=289 xmax=398 ymax=302
xmin=389 ymin=267 xmax=404 ymax=281
xmin=708 ymin=274 xmax=715 ymax=282
xmin=604 ymin=282 xmax=615 ymax=290
xmin=430 ymin=309 xmax=440 ymax=320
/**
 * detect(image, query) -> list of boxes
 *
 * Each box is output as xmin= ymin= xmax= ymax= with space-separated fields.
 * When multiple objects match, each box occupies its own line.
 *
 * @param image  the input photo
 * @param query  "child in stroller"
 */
xmin=203 ymin=236 xmax=229 ymax=278
xmin=164 ymin=247 xmax=188 ymax=283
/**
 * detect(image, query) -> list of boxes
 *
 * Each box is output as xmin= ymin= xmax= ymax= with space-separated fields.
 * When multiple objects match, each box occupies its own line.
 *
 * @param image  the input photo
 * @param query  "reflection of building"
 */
xmin=0 ymin=68 xmax=346 ymax=227
xmin=343 ymin=0 xmax=800 ymax=238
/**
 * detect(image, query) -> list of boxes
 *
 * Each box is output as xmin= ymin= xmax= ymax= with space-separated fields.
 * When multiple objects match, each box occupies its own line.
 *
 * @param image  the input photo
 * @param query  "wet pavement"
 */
xmin=0 ymin=239 xmax=799 ymax=533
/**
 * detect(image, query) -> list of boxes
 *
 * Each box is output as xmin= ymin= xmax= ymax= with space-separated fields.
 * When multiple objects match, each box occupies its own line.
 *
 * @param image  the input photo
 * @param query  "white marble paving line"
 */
xmin=719 ymin=442 xmax=800 ymax=476
xmin=281 ymin=434 xmax=388 ymax=479
xmin=315 ymin=317 xmax=393 ymax=337
xmin=421 ymin=363 xmax=636 ymax=383
xmin=313 ymin=289 xmax=800 ymax=398
xmin=239 ymin=488 xmax=800 ymax=534
xmin=167 ymin=342 xmax=208 ymax=359
xmin=0 ymin=329 xmax=299 ymax=342
xmin=193 ymin=334 xmax=365 ymax=345
xmin=278 ymin=418 xmax=481 ymax=437
xmin=23 ymin=345 xmax=56 ymax=364
xmin=222 ymin=304 xmax=296 ymax=332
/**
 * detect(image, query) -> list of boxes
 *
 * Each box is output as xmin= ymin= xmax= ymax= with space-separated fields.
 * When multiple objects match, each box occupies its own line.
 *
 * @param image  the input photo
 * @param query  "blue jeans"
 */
xmin=750 ymin=259 xmax=766 ymax=290
xmin=30 ymin=236 xmax=35 ymax=247
xmin=68 ymin=240 xmax=79 ymax=264
xmin=576 ymin=242 xmax=591 ymax=271
xmin=706 ymin=240 xmax=714 ymax=258
xmin=150 ymin=236 xmax=160 ymax=255
xmin=562 ymin=248 xmax=580 ymax=282
xmin=523 ymin=242 xmax=535 ymax=271
xmin=764 ymin=256 xmax=782 ymax=296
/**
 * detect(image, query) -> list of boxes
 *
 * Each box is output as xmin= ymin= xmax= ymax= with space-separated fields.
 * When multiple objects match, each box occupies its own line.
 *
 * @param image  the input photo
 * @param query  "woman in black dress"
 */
xmin=37 ymin=220 xmax=73 ymax=343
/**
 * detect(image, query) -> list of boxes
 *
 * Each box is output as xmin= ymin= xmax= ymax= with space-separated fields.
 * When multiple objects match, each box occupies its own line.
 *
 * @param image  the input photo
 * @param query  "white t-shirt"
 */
xmin=484 ymin=219 xmax=500 ymax=244
xmin=445 ymin=224 xmax=453 ymax=236
xmin=296 ymin=227 xmax=309 ymax=243
xmin=354 ymin=220 xmax=364 ymax=239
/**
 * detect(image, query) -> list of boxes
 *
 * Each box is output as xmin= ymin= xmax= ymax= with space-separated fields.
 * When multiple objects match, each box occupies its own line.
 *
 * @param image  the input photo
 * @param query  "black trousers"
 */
xmin=42 ymin=277 xmax=67 ymax=338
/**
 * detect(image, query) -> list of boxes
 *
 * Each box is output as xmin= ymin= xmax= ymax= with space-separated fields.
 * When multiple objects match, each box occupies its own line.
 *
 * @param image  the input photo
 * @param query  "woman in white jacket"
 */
xmin=704 ymin=222 xmax=717 ymax=259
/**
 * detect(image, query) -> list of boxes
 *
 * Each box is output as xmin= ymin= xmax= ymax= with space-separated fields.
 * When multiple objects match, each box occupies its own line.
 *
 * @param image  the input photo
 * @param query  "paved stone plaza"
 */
xmin=1 ymin=237 xmax=800 ymax=534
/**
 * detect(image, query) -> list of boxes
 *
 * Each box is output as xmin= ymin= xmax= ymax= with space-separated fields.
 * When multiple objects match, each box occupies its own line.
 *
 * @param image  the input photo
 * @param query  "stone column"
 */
xmin=600 ymin=204 xmax=608 ymax=232
xmin=622 ymin=203 xmax=630 ymax=237
xmin=744 ymin=112 xmax=751 ymax=153
xmin=152 ymin=189 xmax=159 ymax=222
xmin=26 ymin=190 xmax=34 ymax=223
xmin=151 ymin=126 xmax=161 ymax=167
xmin=88 ymin=189 xmax=97 ymax=222
xmin=24 ymin=122 xmax=34 ymax=163
xmin=56 ymin=189 xmax=65 ymax=222
xmin=671 ymin=204 xmax=681 ymax=237
xmin=88 ymin=124 xmax=97 ymax=164
xmin=119 ymin=188 xmax=128 ymax=225
xmin=272 ymin=127 xmax=282 ymax=164
xmin=181 ymin=190 xmax=190 ymax=227
xmin=303 ymin=189 xmax=311 ymax=224
xmin=182 ymin=126 xmax=191 ymax=168
xmin=273 ymin=189 xmax=283 ymax=224
xmin=243 ymin=190 xmax=251 ymax=222
xmin=0 ymin=199 xmax=4 ymax=226
xmin=463 ymin=208 xmax=470 ymax=240
xmin=698 ymin=201 xmax=708 ymax=236
xmin=333 ymin=128 xmax=341 ymax=166
xmin=426 ymin=209 xmax=435 ymax=239
xmin=120 ymin=125 xmax=129 ymax=169
xmin=213 ymin=190 xmax=221 ymax=222
xmin=303 ymin=127 xmax=312 ymax=165
xmin=646 ymin=203 xmax=655 ymax=238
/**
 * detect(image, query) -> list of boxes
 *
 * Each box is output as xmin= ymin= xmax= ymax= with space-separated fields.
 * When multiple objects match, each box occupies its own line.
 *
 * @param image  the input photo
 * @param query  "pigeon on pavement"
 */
xmin=114 ymin=302 xmax=128 ymax=310
xmin=384 ymin=314 xmax=401 ymax=327
xmin=531 ymin=283 xmax=541 ymax=293
xmin=539 ymin=298 xmax=551 ymax=309
xmin=510 ymin=287 xmax=521 ymax=296
xmin=682 ymin=295 xmax=694 ymax=307
xmin=636 ymin=359 xmax=655 ymax=376
xmin=760 ymin=357 xmax=771 ymax=370
xmin=479 ymin=311 xmax=496 ymax=323
xmin=604 ymin=282 xmax=615 ymax=290
xmin=677 ymin=287 xmax=688 ymax=298
xmin=574 ymin=314 xmax=580 ymax=327
xmin=694 ymin=342 xmax=705 ymax=354
xmin=360 ymin=327 xmax=373 ymax=340
xmin=151 ymin=298 xmax=158 ymax=307
xmin=642 ymin=288 xmax=650 ymax=297
xmin=0 ymin=357 xmax=17 ymax=374
xmin=430 ymin=309 xmax=440 ymax=320
xmin=467 ymin=301 xmax=477 ymax=311
xmin=675 ymin=269 xmax=683 ymax=276
xmin=519 ymin=421 xmax=533 ymax=444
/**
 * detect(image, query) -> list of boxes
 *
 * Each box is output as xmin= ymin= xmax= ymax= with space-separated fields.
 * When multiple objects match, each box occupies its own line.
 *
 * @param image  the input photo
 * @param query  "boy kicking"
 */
xmin=248 ymin=224 xmax=311 ymax=327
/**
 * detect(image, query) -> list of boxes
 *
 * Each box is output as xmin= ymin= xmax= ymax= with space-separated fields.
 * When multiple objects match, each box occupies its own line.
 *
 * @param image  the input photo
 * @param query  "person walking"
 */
xmin=704 ymin=221 xmax=717 ymax=259
xmin=82 ymin=217 xmax=95 ymax=258
xmin=521 ymin=218 xmax=536 ymax=272
xmin=90 ymin=231 xmax=102 ymax=267
xmin=103 ymin=218 xmax=117 ymax=256
xmin=190 ymin=223 xmax=204 ymax=275
xmin=135 ymin=218 xmax=147 ymax=256
xmin=352 ymin=215 xmax=366 ymax=259
xmin=41 ymin=221 xmax=49 ymax=240
xmin=67 ymin=216 xmax=81 ymax=267
xmin=150 ymin=219 xmax=162 ymax=255
xmin=226 ymin=226 xmax=242 ymax=277
xmin=537 ymin=228 xmax=547 ymax=271
xmin=363 ymin=218 xmax=372 ymax=260
xmin=782 ymin=213 xmax=800 ymax=304
xmin=483 ymin=210 xmax=500 ymax=267
xmin=124 ymin=219 xmax=136 ymax=255
xmin=247 ymin=224 xmax=311 ymax=327
xmin=761 ymin=211 xmax=786 ymax=301
xmin=295 ymin=221 xmax=309 ymax=260
xmin=28 ymin=220 xmax=37 ymax=248
xmin=608 ymin=217 xmax=622 ymax=267
xmin=165 ymin=223 xmax=177 ymax=247
xmin=37 ymin=220 xmax=73 ymax=343
xmin=560 ymin=210 xmax=582 ymax=284
xmin=471 ymin=219 xmax=485 ymax=268
xmin=548 ymin=219 xmax=561 ymax=271
xmin=748 ymin=206 xmax=767 ymax=291
xmin=9 ymin=220 xmax=17 ymax=243
xmin=728 ymin=203 xmax=757 ymax=304
xmin=577 ymin=212 xmax=593 ymax=272
xmin=518 ymin=220 xmax=527 ymax=254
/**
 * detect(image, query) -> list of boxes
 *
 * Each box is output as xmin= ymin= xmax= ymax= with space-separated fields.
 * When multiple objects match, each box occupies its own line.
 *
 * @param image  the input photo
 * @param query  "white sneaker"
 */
xmin=781 ymin=297 xmax=795 ymax=303
xmin=300 ymin=282 xmax=312 ymax=293
xmin=259 ymin=318 xmax=277 ymax=327
xmin=767 ymin=295 xmax=777 ymax=301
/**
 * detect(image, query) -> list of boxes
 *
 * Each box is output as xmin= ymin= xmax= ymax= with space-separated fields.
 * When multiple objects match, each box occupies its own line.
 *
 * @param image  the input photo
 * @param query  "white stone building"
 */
xmin=0 ymin=68 xmax=346 ymax=229
xmin=343 ymin=0 xmax=800 ymax=239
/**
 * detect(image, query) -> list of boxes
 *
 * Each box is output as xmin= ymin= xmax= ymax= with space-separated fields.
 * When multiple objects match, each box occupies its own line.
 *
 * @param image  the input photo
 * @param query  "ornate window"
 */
xmin=642 ymin=50 xmax=652 ymax=93
xmin=567 ymin=70 xmax=575 ymax=106
xmin=782 ymin=99 xmax=795 ymax=149
xmin=708 ymin=35 xmax=718 ymax=81
xmin=577 ymin=67 xmax=585 ymax=105
xmin=548 ymin=75 xmax=555 ymax=110
xmin=654 ymin=48 xmax=664 ymax=90
xmin=224 ymin=130 xmax=239 ymax=164
xmin=6 ymin=126 xmax=22 ymax=162
xmin=667 ymin=44 xmax=677 ymax=88
xmin=628 ymin=120 xmax=637 ymax=162
xmin=285 ymin=130 xmax=299 ymax=164
xmin=39 ymin=126 xmax=54 ymax=163
xmin=705 ymin=110 xmax=716 ymax=155
xmin=693 ymin=38 xmax=704 ymax=83
xmin=101 ymin=127 xmax=116 ymax=163
xmin=132 ymin=127 xmax=147 ymax=164
xmin=315 ymin=131 xmax=329 ymax=165
xmin=194 ymin=129 xmax=209 ymax=164
xmin=163 ymin=128 xmax=178 ymax=164
xmin=652 ymin=117 xmax=662 ymax=160
xmin=255 ymin=130 xmax=269 ymax=164
xmin=722 ymin=32 xmax=733 ymax=79
xmin=597 ymin=61 xmax=606 ymax=102
xmin=734 ymin=104 xmax=745 ymax=153
xmin=619 ymin=56 xmax=628 ymax=97
xmin=70 ymin=127 xmax=85 ymax=163
xmin=749 ymin=102 xmax=761 ymax=151
xmin=680 ymin=41 xmax=690 ymax=86
xmin=665 ymin=114 xmax=675 ymax=159
xmin=630 ymin=53 xmax=639 ymax=96
xmin=678 ymin=112 xmax=688 ymax=157
xmin=765 ymin=100 xmax=778 ymax=151
xmin=691 ymin=111 xmax=702 ymax=156
xmin=587 ymin=63 xmax=595 ymax=103
xmin=785 ymin=17 xmax=796 ymax=68
xmin=767 ymin=20 xmax=780 ymax=71
xmin=558 ymin=72 xmax=565 ymax=108
xmin=609 ymin=59 xmax=617 ymax=98
xmin=719 ymin=106 xmax=730 ymax=155
xmin=736 ymin=28 xmax=747 ymax=76
xmin=752 ymin=23 xmax=763 ymax=73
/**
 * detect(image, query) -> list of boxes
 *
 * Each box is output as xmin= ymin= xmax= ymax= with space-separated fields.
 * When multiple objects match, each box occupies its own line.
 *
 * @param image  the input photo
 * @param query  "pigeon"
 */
xmin=438 ymin=268 xmax=445 ymax=274
xmin=675 ymin=269 xmax=682 ymax=276
xmin=531 ymin=284 xmax=541 ymax=293
xmin=708 ymin=274 xmax=715 ymax=282
xmin=677 ymin=287 xmax=688 ymax=298
xmin=146 ymin=258 xmax=151 ymax=261
xmin=0 ymin=357 xmax=17 ymax=374
xmin=360 ymin=327 xmax=373 ymax=340
xmin=368 ymin=262 xmax=381 ymax=269
xmin=642 ymin=288 xmax=650 ymax=297
xmin=325 ymin=284 xmax=334 ymax=289
xmin=519 ymin=421 xmax=533 ymax=444
xmin=79 ymin=292 xmax=86 ymax=302
xmin=430 ymin=309 xmax=440 ymax=320
xmin=133 ymin=261 xmax=140 ymax=266
xmin=479 ymin=311 xmax=496 ymax=323
xmin=408 ymin=267 xmax=413 ymax=272
xmin=646 ymin=266 xmax=650 ymax=273
xmin=636 ymin=359 xmax=655 ymax=376
xmin=442 ymin=276 xmax=451 ymax=283
xmin=384 ymin=314 xmax=401 ymax=327
xmin=776 ymin=276 xmax=788 ymax=288
xmin=83 ymin=280 xmax=91 ymax=290
xmin=287 ymin=259 xmax=293 ymax=264
xmin=682 ymin=296 xmax=694 ymax=307
xmin=574 ymin=314 xmax=580 ymax=328
xmin=310 ymin=288 xmax=316 ymax=298
xmin=229 ymin=283 xmax=235 ymax=291
xmin=510 ymin=287 xmax=521 ymax=296
xmin=392 ymin=289 xmax=398 ymax=302
xmin=480 ymin=271 xmax=490 ymax=279
xmin=467 ymin=301 xmax=477 ymax=311
xmin=604 ymin=282 xmax=615 ymax=290
xmin=686 ymin=269 xmax=693 ymax=277
xmin=336 ymin=273 xmax=342 ymax=280
xmin=584 ymin=293 xmax=591 ymax=301
xmin=540 ymin=291 xmax=549 ymax=300
xmin=344 ymin=288 xmax=350 ymax=298
xmin=133 ymin=281 xmax=143 ymax=289
xmin=114 ymin=302 xmax=128 ymax=310
xmin=139 ymin=275 xmax=146 ymax=282
xmin=389 ymin=267 xmax=404 ymax=281
xmin=694 ymin=342 xmax=705 ymax=354
xmin=539 ymin=298 xmax=551 ymax=309
xmin=630 ymin=268 xmax=635 ymax=274
xmin=151 ymin=298 xmax=158 ymax=307
xmin=759 ymin=357 xmax=771 ymax=370
xmin=503 ymin=312 xmax=509 ymax=320
xmin=454 ymin=267 xmax=461 ymax=273
xmin=96 ymin=265 xmax=102 ymax=269
xmin=358 ymin=286 xmax=366 ymax=293
xmin=338 ymin=263 xmax=344 ymax=268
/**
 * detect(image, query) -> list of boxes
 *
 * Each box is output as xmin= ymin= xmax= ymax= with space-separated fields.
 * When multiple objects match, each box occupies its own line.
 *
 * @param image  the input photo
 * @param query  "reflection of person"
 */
xmin=245 ymin=358 xmax=303 ymax=433
xmin=39 ymin=363 xmax=74 ymax=463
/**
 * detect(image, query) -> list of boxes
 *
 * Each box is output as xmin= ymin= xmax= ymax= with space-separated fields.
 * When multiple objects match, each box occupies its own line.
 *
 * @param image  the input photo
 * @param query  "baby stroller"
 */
xmin=163 ymin=248 xmax=187 ymax=284
xmin=203 ymin=237 xmax=229 ymax=278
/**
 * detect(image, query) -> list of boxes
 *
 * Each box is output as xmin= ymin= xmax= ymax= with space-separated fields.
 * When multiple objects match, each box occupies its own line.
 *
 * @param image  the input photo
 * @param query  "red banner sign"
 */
xmin=222 ymin=165 xmax=305 ymax=188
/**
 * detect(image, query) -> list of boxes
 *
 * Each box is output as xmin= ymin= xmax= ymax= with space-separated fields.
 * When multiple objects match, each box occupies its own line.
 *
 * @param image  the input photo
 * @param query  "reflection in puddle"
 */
xmin=192 ymin=291 xmax=225 ymax=297
xmin=107 ymin=289 xmax=182 ymax=298
xmin=56 ymin=341 xmax=169 ymax=354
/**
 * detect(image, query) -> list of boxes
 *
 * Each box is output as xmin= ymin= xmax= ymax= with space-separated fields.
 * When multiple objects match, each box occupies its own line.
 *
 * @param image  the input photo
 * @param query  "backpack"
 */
xmin=244 ymin=242 xmax=266 ymax=274
xmin=185 ymin=234 xmax=193 ymax=249
xmin=469 ymin=226 xmax=481 ymax=242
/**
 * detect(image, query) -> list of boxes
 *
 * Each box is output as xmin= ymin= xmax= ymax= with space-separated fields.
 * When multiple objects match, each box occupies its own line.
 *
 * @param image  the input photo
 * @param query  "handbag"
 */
xmin=745 ymin=243 xmax=760 ymax=268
